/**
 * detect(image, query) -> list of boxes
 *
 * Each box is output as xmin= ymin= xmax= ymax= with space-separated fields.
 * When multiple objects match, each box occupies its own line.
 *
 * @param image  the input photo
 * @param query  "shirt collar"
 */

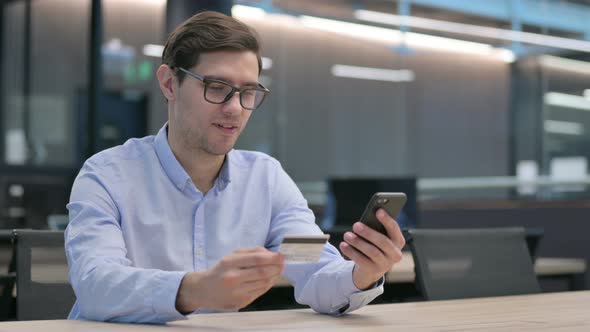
xmin=154 ymin=123 xmax=192 ymax=191
xmin=154 ymin=123 xmax=233 ymax=192
xmin=218 ymin=152 xmax=232 ymax=191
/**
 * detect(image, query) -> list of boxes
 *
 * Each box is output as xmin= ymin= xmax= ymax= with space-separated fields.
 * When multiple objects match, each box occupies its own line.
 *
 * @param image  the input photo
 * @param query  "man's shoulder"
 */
xmin=229 ymin=149 xmax=281 ymax=169
xmin=84 ymin=135 xmax=156 ymax=171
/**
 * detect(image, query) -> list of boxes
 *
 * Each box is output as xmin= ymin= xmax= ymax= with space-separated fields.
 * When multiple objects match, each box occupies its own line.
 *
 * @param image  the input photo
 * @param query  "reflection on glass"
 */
xmin=541 ymin=56 xmax=590 ymax=198
xmin=2 ymin=1 xmax=26 ymax=165
xmin=2 ymin=0 xmax=90 ymax=166
xmin=100 ymin=0 xmax=166 ymax=148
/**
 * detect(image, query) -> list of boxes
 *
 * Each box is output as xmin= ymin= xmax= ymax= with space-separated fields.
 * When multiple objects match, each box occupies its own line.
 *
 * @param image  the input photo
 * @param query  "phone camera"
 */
xmin=377 ymin=198 xmax=389 ymax=205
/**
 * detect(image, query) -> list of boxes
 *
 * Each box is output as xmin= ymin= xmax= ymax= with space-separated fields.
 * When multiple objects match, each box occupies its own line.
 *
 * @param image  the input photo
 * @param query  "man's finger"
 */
xmin=241 ymin=283 xmax=275 ymax=301
xmin=343 ymin=232 xmax=388 ymax=266
xmin=339 ymin=241 xmax=373 ymax=268
xmin=223 ymin=251 xmax=284 ymax=269
xmin=238 ymin=264 xmax=284 ymax=283
xmin=376 ymin=209 xmax=405 ymax=249
xmin=238 ymin=277 xmax=277 ymax=297
xmin=352 ymin=222 xmax=396 ymax=258
xmin=234 ymin=246 xmax=268 ymax=254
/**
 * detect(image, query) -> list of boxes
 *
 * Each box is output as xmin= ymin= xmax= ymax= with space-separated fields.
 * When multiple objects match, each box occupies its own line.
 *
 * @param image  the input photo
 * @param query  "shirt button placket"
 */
xmin=193 ymin=195 xmax=206 ymax=271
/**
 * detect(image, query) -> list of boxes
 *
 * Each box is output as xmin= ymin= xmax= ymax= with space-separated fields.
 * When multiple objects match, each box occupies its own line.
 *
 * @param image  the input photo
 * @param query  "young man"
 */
xmin=65 ymin=11 xmax=405 ymax=323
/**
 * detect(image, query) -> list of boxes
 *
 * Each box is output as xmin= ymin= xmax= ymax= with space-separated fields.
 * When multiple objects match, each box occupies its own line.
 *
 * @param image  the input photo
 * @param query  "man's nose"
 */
xmin=221 ymin=92 xmax=242 ymax=115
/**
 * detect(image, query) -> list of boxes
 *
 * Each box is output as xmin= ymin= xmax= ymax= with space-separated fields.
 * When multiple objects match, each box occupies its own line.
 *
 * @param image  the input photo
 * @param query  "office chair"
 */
xmin=12 ymin=229 xmax=75 ymax=320
xmin=0 ymin=230 xmax=16 ymax=320
xmin=524 ymin=227 xmax=544 ymax=262
xmin=405 ymin=227 xmax=541 ymax=301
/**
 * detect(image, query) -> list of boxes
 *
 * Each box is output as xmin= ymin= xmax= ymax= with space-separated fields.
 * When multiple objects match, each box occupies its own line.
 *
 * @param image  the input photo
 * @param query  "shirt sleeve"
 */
xmin=265 ymin=160 xmax=383 ymax=315
xmin=65 ymin=160 xmax=188 ymax=323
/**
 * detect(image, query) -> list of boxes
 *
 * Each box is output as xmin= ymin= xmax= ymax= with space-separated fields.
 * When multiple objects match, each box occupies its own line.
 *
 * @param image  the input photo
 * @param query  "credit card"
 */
xmin=278 ymin=234 xmax=330 ymax=262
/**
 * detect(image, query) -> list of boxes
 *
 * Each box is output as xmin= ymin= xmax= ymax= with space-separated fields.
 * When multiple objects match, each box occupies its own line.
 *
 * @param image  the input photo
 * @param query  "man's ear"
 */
xmin=156 ymin=64 xmax=177 ymax=101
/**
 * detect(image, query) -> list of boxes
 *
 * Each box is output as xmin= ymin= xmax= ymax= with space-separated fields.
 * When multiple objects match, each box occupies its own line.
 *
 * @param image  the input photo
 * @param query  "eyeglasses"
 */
xmin=177 ymin=67 xmax=270 ymax=110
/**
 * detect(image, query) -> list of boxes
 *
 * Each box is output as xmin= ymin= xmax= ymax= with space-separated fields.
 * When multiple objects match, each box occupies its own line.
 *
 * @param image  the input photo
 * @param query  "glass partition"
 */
xmin=2 ymin=0 xmax=90 ymax=167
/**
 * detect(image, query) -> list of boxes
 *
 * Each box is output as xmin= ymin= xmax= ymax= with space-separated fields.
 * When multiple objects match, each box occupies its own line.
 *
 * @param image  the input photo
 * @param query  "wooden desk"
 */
xmin=1 ymin=291 xmax=589 ymax=331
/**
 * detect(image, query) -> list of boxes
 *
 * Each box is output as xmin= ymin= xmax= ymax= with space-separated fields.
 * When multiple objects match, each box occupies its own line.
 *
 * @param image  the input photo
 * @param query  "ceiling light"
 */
xmin=356 ymin=9 xmax=590 ymax=53
xmin=143 ymin=44 xmax=164 ymax=58
xmin=544 ymin=120 xmax=584 ymax=136
xmin=299 ymin=15 xmax=513 ymax=62
xmin=262 ymin=57 xmax=273 ymax=70
xmin=540 ymin=56 xmax=590 ymax=75
xmin=545 ymin=92 xmax=590 ymax=111
xmin=331 ymin=65 xmax=415 ymax=82
xmin=300 ymin=15 xmax=401 ymax=44
xmin=232 ymin=5 xmax=267 ymax=19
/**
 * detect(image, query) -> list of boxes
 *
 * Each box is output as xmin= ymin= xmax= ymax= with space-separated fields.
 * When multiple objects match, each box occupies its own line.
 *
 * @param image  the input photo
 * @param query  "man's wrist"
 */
xmin=351 ymin=265 xmax=381 ymax=291
xmin=175 ymin=271 xmax=205 ymax=314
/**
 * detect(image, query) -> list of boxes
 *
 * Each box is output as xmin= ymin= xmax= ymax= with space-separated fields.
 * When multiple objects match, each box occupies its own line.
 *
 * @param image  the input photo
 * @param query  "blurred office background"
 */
xmin=1 ymin=0 xmax=589 ymax=292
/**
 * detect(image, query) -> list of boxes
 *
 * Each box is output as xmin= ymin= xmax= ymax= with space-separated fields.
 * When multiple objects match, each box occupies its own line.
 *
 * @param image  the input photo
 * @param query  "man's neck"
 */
xmin=168 ymin=133 xmax=225 ymax=195
xmin=184 ymin=152 xmax=225 ymax=195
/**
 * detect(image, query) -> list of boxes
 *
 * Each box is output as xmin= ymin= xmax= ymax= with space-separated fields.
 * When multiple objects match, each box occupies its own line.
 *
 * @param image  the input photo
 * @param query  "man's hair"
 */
xmin=162 ymin=11 xmax=262 ymax=84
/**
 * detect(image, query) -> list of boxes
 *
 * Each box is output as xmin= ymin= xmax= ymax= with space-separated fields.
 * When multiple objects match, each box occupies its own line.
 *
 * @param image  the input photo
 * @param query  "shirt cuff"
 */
xmin=151 ymin=271 xmax=190 ymax=322
xmin=336 ymin=265 xmax=384 ymax=315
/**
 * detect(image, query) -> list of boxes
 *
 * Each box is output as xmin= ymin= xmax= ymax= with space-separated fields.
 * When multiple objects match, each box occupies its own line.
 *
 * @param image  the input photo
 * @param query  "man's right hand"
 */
xmin=175 ymin=247 xmax=285 ymax=313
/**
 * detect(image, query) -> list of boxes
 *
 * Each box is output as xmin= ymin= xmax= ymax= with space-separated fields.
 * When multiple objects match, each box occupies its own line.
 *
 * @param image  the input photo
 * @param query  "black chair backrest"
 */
xmin=12 ymin=229 xmax=75 ymax=320
xmin=524 ymin=227 xmax=544 ymax=262
xmin=405 ymin=227 xmax=541 ymax=301
xmin=0 ymin=230 xmax=16 ymax=320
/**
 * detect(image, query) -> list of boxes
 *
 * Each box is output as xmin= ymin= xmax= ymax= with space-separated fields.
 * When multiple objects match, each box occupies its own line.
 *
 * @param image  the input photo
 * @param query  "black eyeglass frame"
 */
xmin=177 ymin=67 xmax=270 ymax=110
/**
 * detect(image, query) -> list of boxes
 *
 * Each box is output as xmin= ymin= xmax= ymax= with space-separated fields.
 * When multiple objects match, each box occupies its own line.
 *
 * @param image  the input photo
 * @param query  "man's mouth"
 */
xmin=213 ymin=122 xmax=238 ymax=134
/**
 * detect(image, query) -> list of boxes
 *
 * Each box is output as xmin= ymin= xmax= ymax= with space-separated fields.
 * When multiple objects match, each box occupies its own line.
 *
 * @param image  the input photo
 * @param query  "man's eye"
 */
xmin=208 ymin=85 xmax=225 ymax=91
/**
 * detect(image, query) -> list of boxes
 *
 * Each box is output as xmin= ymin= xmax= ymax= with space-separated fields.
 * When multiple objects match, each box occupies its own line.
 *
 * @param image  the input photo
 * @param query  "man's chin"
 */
xmin=204 ymin=144 xmax=234 ymax=156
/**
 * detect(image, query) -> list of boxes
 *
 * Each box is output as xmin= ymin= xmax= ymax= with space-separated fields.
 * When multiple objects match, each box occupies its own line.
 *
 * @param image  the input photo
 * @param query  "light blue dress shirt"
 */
xmin=65 ymin=124 xmax=383 ymax=323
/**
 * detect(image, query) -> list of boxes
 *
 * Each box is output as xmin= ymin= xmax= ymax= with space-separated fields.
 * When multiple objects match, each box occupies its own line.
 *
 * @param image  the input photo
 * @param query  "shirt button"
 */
xmin=196 ymin=248 xmax=203 ymax=256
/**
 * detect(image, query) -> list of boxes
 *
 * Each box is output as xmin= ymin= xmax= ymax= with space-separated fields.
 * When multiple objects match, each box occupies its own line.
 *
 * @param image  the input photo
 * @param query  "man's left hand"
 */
xmin=339 ymin=208 xmax=405 ymax=290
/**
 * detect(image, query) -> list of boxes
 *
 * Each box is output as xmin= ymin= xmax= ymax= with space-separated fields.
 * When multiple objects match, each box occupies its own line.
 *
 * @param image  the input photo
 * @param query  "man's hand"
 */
xmin=175 ymin=247 xmax=285 ymax=313
xmin=339 ymin=208 xmax=405 ymax=290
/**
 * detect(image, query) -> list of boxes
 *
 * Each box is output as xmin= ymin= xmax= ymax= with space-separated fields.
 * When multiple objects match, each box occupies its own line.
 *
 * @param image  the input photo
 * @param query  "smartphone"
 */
xmin=359 ymin=192 xmax=407 ymax=235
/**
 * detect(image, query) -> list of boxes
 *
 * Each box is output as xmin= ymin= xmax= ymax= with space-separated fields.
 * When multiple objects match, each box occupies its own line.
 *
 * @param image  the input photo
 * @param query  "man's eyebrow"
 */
xmin=204 ymin=75 xmax=259 ymax=86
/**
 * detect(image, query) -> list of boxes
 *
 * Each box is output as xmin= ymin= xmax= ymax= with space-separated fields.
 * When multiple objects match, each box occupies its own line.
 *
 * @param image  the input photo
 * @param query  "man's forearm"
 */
xmin=70 ymin=260 xmax=187 ymax=323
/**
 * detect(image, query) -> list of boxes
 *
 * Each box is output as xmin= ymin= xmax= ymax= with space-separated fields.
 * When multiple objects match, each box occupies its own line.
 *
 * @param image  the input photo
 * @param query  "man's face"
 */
xmin=170 ymin=50 xmax=259 ymax=156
